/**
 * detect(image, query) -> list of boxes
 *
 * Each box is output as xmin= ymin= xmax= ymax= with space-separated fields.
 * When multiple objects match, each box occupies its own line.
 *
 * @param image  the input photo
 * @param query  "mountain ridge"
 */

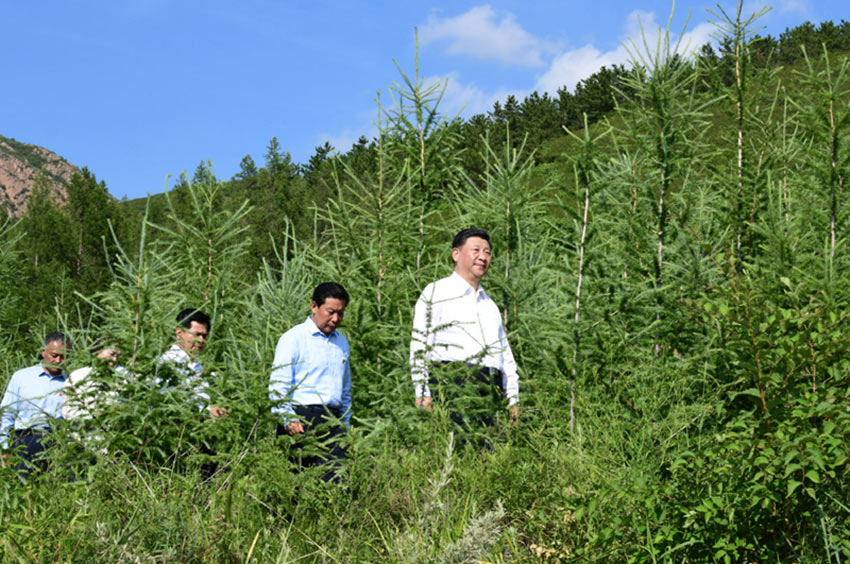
xmin=0 ymin=134 xmax=79 ymax=217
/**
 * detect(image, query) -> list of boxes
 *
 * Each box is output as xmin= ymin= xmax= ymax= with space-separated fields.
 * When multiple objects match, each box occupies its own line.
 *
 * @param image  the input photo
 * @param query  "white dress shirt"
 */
xmin=157 ymin=344 xmax=210 ymax=404
xmin=62 ymin=365 xmax=128 ymax=420
xmin=62 ymin=366 xmax=98 ymax=421
xmin=409 ymin=271 xmax=519 ymax=405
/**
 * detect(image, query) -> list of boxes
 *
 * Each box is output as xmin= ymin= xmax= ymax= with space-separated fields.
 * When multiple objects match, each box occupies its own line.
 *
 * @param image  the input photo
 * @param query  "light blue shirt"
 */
xmin=0 ymin=364 xmax=67 ymax=449
xmin=269 ymin=316 xmax=352 ymax=424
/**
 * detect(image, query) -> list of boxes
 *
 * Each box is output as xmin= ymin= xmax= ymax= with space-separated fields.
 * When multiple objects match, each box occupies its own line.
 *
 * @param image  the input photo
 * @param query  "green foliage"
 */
xmin=66 ymin=167 xmax=119 ymax=295
xmin=382 ymin=33 xmax=465 ymax=273
xmin=0 ymin=218 xmax=24 ymax=351
xmin=587 ymin=264 xmax=850 ymax=562
xmin=793 ymin=46 xmax=850 ymax=267
xmin=4 ymin=13 xmax=850 ymax=564
xmin=708 ymin=2 xmax=780 ymax=266
xmin=453 ymin=131 xmax=554 ymax=381
xmin=15 ymin=171 xmax=75 ymax=343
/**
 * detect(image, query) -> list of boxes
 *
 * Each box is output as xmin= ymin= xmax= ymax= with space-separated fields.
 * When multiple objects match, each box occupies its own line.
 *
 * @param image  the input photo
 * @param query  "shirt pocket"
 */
xmin=325 ymin=341 xmax=348 ymax=373
xmin=299 ymin=339 xmax=345 ymax=373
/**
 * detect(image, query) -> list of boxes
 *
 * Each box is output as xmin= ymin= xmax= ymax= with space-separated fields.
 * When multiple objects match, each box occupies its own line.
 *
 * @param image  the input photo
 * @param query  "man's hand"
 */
xmin=415 ymin=396 xmax=433 ymax=411
xmin=285 ymin=420 xmax=304 ymax=435
xmin=509 ymin=404 xmax=521 ymax=424
xmin=207 ymin=405 xmax=229 ymax=418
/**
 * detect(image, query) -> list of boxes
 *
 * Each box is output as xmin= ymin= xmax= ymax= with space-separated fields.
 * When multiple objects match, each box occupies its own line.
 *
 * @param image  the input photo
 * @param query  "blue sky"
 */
xmin=1 ymin=1 xmax=845 ymax=200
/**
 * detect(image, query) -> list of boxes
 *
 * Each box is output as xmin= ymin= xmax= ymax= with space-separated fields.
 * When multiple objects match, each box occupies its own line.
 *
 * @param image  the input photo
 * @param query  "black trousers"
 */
xmin=10 ymin=429 xmax=50 ymax=479
xmin=277 ymin=404 xmax=346 ymax=483
xmin=428 ymin=362 xmax=506 ymax=434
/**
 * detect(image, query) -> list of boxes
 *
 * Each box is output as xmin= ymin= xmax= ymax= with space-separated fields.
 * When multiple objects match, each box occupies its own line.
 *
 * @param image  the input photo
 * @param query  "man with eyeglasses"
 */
xmin=157 ymin=308 xmax=227 ymax=418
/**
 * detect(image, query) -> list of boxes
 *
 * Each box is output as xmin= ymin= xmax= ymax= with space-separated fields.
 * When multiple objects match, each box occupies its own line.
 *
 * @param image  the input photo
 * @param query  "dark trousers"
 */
xmin=10 ymin=429 xmax=50 ymax=479
xmin=428 ymin=363 xmax=506 ymax=439
xmin=277 ymin=404 xmax=346 ymax=483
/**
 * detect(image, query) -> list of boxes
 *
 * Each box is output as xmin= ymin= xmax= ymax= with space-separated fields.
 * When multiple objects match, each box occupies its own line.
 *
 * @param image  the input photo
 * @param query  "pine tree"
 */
xmin=17 ymin=171 xmax=74 ymax=328
xmin=613 ymin=12 xmax=713 ymax=358
xmin=65 ymin=167 xmax=117 ymax=295
xmin=384 ymin=32 xmax=463 ymax=271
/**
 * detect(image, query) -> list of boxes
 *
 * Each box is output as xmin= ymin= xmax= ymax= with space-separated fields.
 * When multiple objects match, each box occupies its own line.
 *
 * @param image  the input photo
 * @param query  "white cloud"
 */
xmin=316 ymin=128 xmax=368 ymax=155
xmin=622 ymin=11 xmax=714 ymax=62
xmin=624 ymin=9 xmax=659 ymax=42
xmin=362 ymin=7 xmax=722 ymax=130
xmin=680 ymin=22 xmax=715 ymax=54
xmin=535 ymin=44 xmax=630 ymax=94
xmin=422 ymin=72 xmax=520 ymax=117
xmin=426 ymin=73 xmax=487 ymax=116
xmin=420 ymin=5 xmax=555 ymax=67
xmin=536 ymin=11 xmax=716 ymax=95
xmin=774 ymin=0 xmax=810 ymax=15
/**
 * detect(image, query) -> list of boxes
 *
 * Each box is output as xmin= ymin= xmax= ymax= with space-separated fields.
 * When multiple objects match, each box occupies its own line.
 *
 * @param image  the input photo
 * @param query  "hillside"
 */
xmin=3 ymin=17 xmax=850 ymax=563
xmin=0 ymin=134 xmax=79 ymax=217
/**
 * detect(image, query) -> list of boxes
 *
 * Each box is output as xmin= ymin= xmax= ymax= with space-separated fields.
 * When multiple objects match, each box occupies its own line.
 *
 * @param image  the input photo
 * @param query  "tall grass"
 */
xmin=2 ymin=7 xmax=850 ymax=561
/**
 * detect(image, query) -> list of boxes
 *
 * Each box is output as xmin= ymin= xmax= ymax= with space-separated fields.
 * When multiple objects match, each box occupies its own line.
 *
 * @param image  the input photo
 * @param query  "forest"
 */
xmin=1 ymin=7 xmax=850 ymax=562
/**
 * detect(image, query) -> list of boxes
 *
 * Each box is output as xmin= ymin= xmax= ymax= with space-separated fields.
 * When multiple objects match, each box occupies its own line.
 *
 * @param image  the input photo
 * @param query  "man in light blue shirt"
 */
xmin=269 ymin=282 xmax=351 ymax=482
xmin=0 ymin=332 xmax=72 ymax=476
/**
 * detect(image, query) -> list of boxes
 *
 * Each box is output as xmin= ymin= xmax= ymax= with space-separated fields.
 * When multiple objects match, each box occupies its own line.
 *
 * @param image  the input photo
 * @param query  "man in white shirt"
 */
xmin=410 ymin=228 xmax=520 ymax=429
xmin=158 ymin=309 xmax=227 ymax=418
xmin=63 ymin=346 xmax=122 ymax=422
xmin=62 ymin=345 xmax=122 ymax=454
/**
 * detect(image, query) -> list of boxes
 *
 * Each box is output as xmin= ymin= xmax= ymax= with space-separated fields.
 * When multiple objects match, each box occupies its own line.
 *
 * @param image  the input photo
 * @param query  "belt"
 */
xmin=294 ymin=404 xmax=342 ymax=418
xmin=438 ymin=360 xmax=500 ymax=372
xmin=12 ymin=428 xmax=47 ymax=438
xmin=432 ymin=362 xmax=505 ymax=393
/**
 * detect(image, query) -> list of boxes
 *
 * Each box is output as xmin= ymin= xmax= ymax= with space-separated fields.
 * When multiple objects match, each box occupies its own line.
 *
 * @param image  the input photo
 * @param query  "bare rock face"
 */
xmin=0 ymin=135 xmax=79 ymax=217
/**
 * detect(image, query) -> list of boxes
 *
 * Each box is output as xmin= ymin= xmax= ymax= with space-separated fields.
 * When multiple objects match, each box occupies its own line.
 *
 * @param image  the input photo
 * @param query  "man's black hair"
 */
xmin=43 ymin=332 xmax=73 ymax=349
xmin=312 ymin=282 xmax=350 ymax=307
xmin=176 ymin=308 xmax=211 ymax=331
xmin=452 ymin=227 xmax=491 ymax=250
xmin=89 ymin=336 xmax=118 ymax=355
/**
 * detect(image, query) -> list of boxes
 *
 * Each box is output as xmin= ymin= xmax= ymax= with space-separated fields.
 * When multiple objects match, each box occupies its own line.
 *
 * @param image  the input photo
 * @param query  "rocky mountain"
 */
xmin=0 ymin=134 xmax=79 ymax=217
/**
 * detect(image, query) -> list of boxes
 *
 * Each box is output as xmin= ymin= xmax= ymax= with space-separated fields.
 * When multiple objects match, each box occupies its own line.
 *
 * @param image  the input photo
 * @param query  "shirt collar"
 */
xmin=167 ymin=343 xmax=192 ymax=363
xmin=449 ymin=271 xmax=486 ymax=298
xmin=38 ymin=364 xmax=66 ymax=381
xmin=305 ymin=316 xmax=337 ymax=338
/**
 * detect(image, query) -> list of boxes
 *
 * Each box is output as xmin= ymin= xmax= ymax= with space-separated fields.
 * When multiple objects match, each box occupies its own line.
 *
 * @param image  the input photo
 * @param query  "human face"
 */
xmin=176 ymin=320 xmax=209 ymax=354
xmin=96 ymin=347 xmax=121 ymax=367
xmin=452 ymin=236 xmax=491 ymax=287
xmin=41 ymin=340 xmax=67 ymax=376
xmin=311 ymin=297 xmax=347 ymax=336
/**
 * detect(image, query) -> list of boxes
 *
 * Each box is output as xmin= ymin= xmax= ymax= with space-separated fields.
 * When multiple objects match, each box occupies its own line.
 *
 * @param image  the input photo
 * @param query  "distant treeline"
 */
xmin=2 ymin=10 xmax=850 ymax=561
xmin=1 ymin=17 xmax=849 ymax=344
